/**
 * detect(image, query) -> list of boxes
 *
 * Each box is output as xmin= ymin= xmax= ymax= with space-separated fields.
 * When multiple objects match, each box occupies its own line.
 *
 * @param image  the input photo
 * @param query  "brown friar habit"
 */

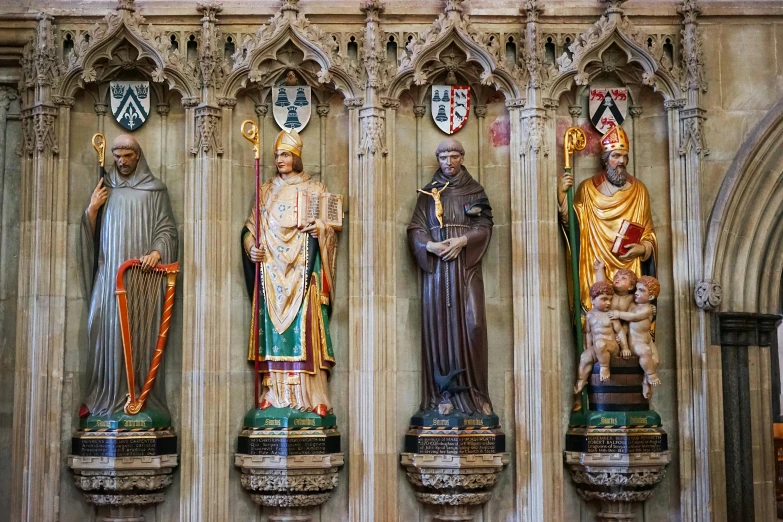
xmin=408 ymin=167 xmax=493 ymax=415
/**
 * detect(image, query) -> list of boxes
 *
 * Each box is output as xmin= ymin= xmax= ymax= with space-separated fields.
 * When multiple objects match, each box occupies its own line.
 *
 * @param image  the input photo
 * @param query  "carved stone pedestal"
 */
xmin=67 ymin=453 xmax=178 ymax=521
xmin=235 ymin=453 xmax=344 ymax=521
xmin=565 ymin=451 xmax=671 ymax=522
xmin=401 ymin=452 xmax=509 ymax=521
xmin=68 ymin=429 xmax=178 ymax=521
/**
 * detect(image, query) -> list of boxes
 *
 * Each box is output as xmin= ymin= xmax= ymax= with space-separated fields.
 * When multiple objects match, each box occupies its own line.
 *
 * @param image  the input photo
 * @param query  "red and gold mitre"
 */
xmin=600 ymin=124 xmax=629 ymax=152
xmin=274 ymin=129 xmax=303 ymax=157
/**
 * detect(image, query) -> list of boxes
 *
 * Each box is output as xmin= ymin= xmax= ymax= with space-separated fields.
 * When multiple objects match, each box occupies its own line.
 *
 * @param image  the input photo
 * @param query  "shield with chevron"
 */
xmin=588 ymin=87 xmax=628 ymax=134
xmin=110 ymin=81 xmax=151 ymax=131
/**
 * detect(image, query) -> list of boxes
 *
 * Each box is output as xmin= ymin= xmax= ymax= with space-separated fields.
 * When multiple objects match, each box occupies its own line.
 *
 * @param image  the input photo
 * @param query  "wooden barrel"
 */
xmin=586 ymin=356 xmax=649 ymax=411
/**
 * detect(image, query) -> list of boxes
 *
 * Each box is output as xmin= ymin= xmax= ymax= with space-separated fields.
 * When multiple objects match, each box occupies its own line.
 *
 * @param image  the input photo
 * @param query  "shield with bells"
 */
xmin=272 ymin=85 xmax=312 ymax=133
xmin=588 ymin=87 xmax=628 ymax=134
xmin=110 ymin=81 xmax=151 ymax=131
xmin=431 ymin=85 xmax=470 ymax=135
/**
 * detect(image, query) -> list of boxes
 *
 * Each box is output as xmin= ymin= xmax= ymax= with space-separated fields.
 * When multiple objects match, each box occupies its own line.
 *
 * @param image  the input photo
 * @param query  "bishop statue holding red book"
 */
xmin=558 ymin=124 xmax=658 ymax=313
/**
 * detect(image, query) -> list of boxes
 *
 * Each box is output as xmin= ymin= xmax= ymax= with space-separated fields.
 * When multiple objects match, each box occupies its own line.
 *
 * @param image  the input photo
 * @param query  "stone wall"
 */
xmin=1 ymin=1 xmax=783 ymax=521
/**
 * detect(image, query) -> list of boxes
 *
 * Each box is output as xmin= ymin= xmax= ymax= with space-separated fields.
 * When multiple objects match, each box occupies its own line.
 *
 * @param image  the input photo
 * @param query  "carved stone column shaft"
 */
xmin=510 ymin=96 xmax=564 ymax=521
xmin=10 ymin=12 xmax=69 ymax=520
xmin=348 ymin=102 xmax=397 ymax=521
xmin=178 ymin=98 xmax=233 ymax=522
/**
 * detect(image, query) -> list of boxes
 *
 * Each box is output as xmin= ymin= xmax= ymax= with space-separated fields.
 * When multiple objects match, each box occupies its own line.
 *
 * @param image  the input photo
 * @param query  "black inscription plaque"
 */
xmin=237 ymin=434 xmax=341 ymax=456
xmin=405 ymin=432 xmax=505 ymax=455
xmin=72 ymin=435 xmax=177 ymax=457
xmin=565 ymin=431 xmax=667 ymax=453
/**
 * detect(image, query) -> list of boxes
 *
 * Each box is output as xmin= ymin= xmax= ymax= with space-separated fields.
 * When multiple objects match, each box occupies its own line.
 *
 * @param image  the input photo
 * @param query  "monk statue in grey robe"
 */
xmin=408 ymin=139 xmax=494 ymax=417
xmin=79 ymin=134 xmax=178 ymax=425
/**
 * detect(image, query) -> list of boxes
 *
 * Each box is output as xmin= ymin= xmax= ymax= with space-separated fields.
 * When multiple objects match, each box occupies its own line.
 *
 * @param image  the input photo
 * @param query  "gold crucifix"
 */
xmin=418 ymin=181 xmax=450 ymax=228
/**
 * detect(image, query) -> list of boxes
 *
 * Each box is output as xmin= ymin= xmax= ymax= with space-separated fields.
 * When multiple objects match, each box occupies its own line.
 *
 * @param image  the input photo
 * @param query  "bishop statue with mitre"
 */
xmin=241 ymin=129 xmax=339 ymax=418
xmin=558 ymin=124 xmax=658 ymax=312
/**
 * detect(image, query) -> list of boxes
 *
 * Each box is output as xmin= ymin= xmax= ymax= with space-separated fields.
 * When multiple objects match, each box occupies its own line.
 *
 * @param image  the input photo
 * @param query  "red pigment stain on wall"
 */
xmin=490 ymin=116 xmax=510 ymax=147
xmin=555 ymin=118 xmax=603 ymax=158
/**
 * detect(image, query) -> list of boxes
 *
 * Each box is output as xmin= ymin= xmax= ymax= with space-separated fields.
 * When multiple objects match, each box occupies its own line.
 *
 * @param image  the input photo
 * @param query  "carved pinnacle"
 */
xmin=600 ymin=0 xmax=628 ymax=15
xmin=360 ymin=0 xmax=385 ymax=22
xmin=116 ymin=0 xmax=135 ymax=12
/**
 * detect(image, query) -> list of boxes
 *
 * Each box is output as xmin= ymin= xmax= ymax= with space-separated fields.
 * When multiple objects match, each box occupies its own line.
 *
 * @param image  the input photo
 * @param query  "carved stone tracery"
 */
xmin=225 ymin=0 xmax=359 ymax=101
xmin=192 ymin=105 xmax=223 ymax=154
xmin=58 ymin=0 xmax=198 ymax=98
xmin=388 ymin=0 xmax=521 ymax=100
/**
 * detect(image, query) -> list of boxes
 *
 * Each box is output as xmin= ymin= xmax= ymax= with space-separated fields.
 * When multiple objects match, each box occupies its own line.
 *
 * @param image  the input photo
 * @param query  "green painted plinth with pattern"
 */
xmin=79 ymin=406 xmax=171 ymax=431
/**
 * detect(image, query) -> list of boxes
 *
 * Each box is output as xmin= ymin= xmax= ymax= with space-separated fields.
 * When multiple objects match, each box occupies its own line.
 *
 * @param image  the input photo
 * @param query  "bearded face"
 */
xmin=603 ymin=150 xmax=629 ymax=187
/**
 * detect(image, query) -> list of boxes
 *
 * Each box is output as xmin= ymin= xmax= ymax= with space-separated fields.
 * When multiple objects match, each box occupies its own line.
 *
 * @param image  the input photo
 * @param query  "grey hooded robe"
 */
xmin=80 ymin=152 xmax=178 ymax=417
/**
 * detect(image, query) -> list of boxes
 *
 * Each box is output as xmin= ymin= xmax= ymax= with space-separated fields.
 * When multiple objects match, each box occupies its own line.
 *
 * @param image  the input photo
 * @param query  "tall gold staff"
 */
xmin=241 ymin=119 xmax=262 ymax=410
xmin=563 ymin=126 xmax=587 ymax=411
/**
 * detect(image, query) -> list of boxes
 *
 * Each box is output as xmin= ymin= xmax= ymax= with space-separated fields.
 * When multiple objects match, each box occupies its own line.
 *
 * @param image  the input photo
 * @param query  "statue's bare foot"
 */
xmin=574 ymin=379 xmax=588 ymax=394
xmin=599 ymin=366 xmax=611 ymax=381
xmin=649 ymin=373 xmax=661 ymax=387
xmin=642 ymin=377 xmax=651 ymax=398
xmin=621 ymin=349 xmax=632 ymax=359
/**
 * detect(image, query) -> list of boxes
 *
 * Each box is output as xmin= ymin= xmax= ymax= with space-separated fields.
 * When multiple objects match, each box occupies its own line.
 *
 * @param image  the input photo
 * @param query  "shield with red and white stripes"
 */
xmin=431 ymin=85 xmax=470 ymax=135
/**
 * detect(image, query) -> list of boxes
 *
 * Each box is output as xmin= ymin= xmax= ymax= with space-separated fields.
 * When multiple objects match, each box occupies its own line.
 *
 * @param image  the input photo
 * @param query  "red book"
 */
xmin=611 ymin=220 xmax=644 ymax=256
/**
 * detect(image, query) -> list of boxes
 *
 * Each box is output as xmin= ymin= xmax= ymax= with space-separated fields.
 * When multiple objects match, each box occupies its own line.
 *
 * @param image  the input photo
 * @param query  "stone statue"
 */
xmin=609 ymin=276 xmax=661 ymax=397
xmin=408 ymin=138 xmax=494 ymax=417
xmin=242 ymin=129 xmax=339 ymax=418
xmin=79 ymin=134 xmax=178 ymax=422
xmin=575 ymin=281 xmax=630 ymax=394
xmin=558 ymin=125 xmax=657 ymax=313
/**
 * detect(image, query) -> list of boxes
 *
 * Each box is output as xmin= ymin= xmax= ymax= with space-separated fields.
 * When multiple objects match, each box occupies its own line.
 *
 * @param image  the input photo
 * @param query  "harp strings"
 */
xmin=126 ymin=266 xmax=165 ymax=383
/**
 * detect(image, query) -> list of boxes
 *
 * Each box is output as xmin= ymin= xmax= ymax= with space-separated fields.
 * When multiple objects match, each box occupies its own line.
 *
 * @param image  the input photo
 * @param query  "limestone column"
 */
xmin=671 ymin=2 xmax=713 ymax=520
xmin=628 ymin=105 xmax=641 ymax=174
xmin=474 ymin=104 xmax=487 ymax=183
xmin=511 ymin=2 xmax=564 ymax=520
xmin=95 ymin=101 xmax=108 ymax=134
xmin=157 ymin=103 xmax=170 ymax=181
xmin=10 ymin=13 xmax=70 ymax=522
xmin=178 ymin=3 xmax=234 ymax=521
xmin=347 ymin=2 xmax=398 ymax=520
xmin=254 ymin=103 xmax=267 ymax=180
xmin=0 ymin=87 xmax=17 ymax=260
xmin=413 ymin=104 xmax=425 ymax=188
xmin=316 ymin=103 xmax=329 ymax=182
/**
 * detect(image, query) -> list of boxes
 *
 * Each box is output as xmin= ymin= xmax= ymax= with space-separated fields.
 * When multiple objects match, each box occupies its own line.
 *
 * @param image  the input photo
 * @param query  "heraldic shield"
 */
xmin=431 ymin=85 xmax=470 ymax=135
xmin=588 ymin=87 xmax=628 ymax=134
xmin=273 ymin=85 xmax=312 ymax=133
xmin=110 ymin=81 xmax=151 ymax=131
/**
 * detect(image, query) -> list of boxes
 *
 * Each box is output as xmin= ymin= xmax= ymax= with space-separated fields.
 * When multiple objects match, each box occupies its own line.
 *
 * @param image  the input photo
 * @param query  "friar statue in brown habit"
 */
xmin=408 ymin=138 xmax=494 ymax=416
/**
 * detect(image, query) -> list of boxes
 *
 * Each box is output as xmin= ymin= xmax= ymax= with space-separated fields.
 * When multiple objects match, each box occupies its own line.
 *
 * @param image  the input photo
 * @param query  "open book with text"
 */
xmin=294 ymin=191 xmax=344 ymax=229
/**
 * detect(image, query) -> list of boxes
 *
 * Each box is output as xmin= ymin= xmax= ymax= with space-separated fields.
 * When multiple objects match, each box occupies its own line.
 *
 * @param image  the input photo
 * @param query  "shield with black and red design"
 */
xmin=431 ymin=85 xmax=470 ymax=135
xmin=588 ymin=87 xmax=628 ymax=134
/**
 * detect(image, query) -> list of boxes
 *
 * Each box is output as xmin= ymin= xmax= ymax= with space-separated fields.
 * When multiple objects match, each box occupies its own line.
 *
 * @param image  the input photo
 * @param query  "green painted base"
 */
xmin=569 ymin=409 xmax=661 ymax=428
xmin=410 ymin=408 xmax=500 ymax=429
xmin=79 ymin=407 xmax=171 ymax=431
xmin=243 ymin=407 xmax=337 ymax=429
